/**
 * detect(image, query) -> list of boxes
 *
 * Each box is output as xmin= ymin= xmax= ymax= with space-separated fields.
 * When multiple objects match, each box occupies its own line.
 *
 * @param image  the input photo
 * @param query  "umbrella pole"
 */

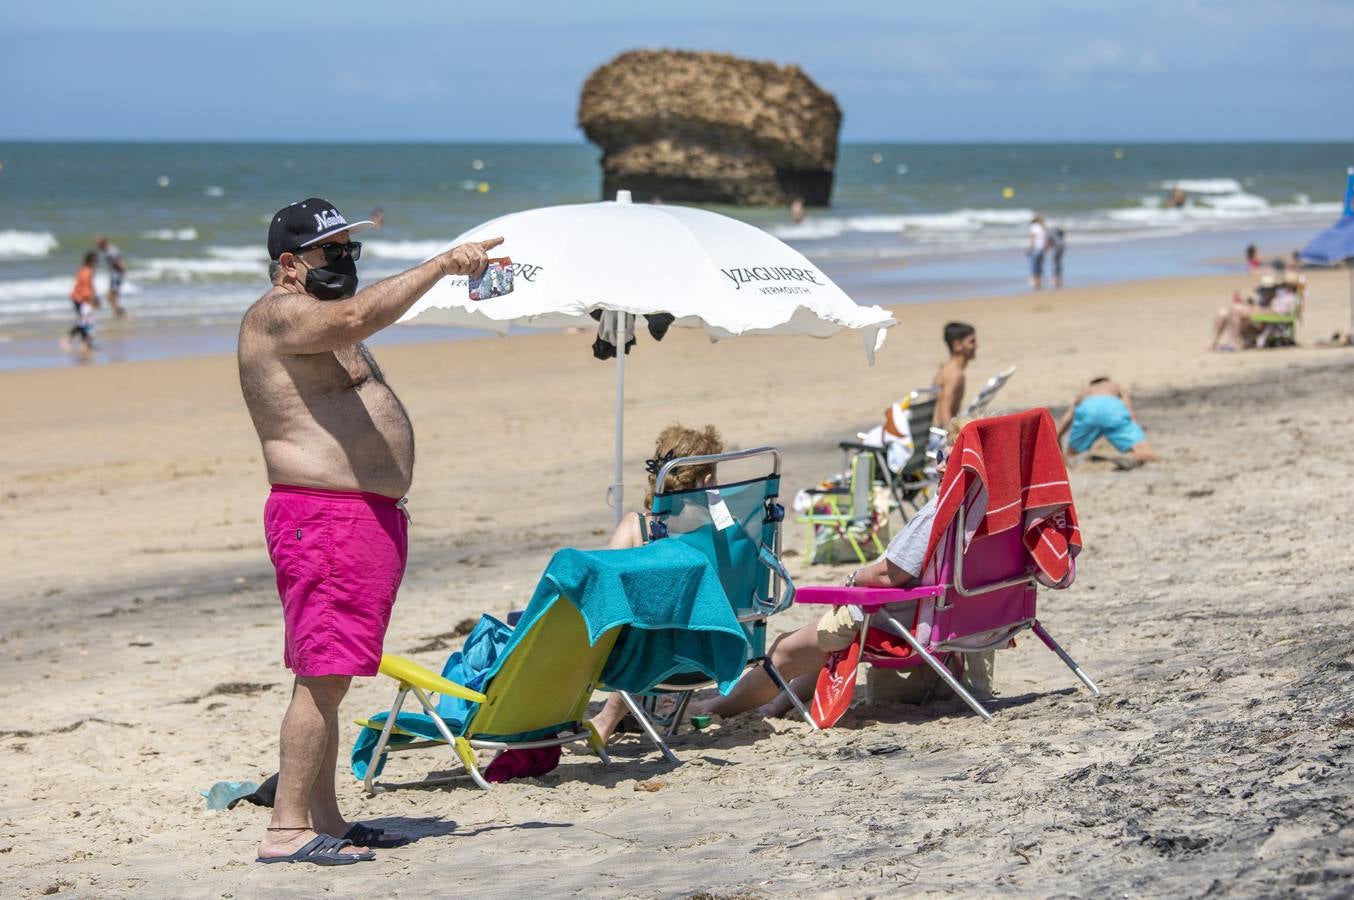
xmin=610 ymin=310 xmax=627 ymax=527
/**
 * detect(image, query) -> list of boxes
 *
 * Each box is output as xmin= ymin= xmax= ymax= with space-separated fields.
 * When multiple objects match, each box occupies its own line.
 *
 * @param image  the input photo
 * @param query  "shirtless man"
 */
xmin=1056 ymin=377 xmax=1157 ymax=465
xmin=933 ymin=321 xmax=976 ymax=428
xmin=238 ymin=197 xmax=500 ymax=865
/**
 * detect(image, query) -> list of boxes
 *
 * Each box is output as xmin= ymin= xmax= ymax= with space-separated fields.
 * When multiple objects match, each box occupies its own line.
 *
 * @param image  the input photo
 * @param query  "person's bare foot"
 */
xmin=258 ymin=826 xmax=323 ymax=860
xmin=589 ymin=694 xmax=628 ymax=745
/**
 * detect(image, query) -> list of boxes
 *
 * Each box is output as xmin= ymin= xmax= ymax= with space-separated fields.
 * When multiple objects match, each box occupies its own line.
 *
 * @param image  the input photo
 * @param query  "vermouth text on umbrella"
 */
xmin=721 ymin=266 xmax=824 ymax=290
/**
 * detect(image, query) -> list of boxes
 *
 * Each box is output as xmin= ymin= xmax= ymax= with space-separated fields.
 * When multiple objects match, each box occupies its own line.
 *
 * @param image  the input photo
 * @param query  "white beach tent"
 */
xmin=399 ymin=191 xmax=897 ymax=524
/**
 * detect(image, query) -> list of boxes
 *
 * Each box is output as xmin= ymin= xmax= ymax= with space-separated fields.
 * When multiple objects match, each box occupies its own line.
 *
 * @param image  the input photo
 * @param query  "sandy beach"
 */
xmin=2 ymin=268 xmax=1352 ymax=897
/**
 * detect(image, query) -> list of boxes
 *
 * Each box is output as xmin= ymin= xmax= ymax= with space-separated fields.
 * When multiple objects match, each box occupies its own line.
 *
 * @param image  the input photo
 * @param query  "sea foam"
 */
xmin=0 ymin=230 xmax=59 ymax=259
xmin=364 ymin=240 xmax=450 ymax=260
xmin=1153 ymin=178 xmax=1246 ymax=194
xmin=141 ymin=228 xmax=199 ymax=241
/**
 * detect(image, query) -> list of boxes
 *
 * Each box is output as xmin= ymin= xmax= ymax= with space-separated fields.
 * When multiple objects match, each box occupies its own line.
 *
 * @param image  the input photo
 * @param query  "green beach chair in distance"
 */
xmin=795 ymin=449 xmax=887 ymax=564
xmin=628 ymin=446 xmax=818 ymax=733
xmin=355 ymin=599 xmax=628 ymax=794
xmin=838 ymin=387 xmax=940 ymax=524
xmin=1252 ymin=293 xmax=1303 ymax=348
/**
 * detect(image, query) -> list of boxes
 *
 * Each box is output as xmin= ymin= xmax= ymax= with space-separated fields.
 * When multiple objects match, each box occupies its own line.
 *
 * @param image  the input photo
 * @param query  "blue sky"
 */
xmin=3 ymin=0 xmax=1352 ymax=142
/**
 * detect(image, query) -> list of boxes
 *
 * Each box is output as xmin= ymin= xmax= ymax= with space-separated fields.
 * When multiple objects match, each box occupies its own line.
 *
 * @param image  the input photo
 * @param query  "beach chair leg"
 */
xmin=1032 ymin=620 xmax=1102 ymax=697
xmin=453 ymin=736 xmax=493 ymax=790
xmin=583 ymin=721 xmax=612 ymax=765
xmin=364 ymin=687 xmax=410 ymax=795
xmin=410 ymin=684 xmax=493 ymax=790
xmin=665 ymin=692 xmax=693 ymax=737
xmin=619 ymin=691 xmax=680 ymax=765
xmin=761 ymin=657 xmax=819 ymax=731
xmin=879 ymin=612 xmax=993 ymax=721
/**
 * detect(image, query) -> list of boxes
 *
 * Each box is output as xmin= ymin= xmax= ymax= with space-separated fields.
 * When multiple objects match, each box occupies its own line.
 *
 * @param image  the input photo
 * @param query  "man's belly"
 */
xmin=262 ymin=412 xmax=414 ymax=498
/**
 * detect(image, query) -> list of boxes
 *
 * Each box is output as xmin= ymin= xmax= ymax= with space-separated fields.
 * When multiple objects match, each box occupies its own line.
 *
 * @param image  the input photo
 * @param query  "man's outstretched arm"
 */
xmin=257 ymin=238 xmax=502 ymax=355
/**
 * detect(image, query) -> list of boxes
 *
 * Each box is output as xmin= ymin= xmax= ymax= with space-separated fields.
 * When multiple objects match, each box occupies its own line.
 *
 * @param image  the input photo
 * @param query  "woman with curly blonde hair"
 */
xmin=591 ymin=423 xmax=724 ymax=744
xmin=605 ymin=423 xmax=724 ymax=550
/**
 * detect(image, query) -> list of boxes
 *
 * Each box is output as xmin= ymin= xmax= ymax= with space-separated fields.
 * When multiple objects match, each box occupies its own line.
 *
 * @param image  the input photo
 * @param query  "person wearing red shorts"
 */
xmin=238 ymin=197 xmax=501 ymax=866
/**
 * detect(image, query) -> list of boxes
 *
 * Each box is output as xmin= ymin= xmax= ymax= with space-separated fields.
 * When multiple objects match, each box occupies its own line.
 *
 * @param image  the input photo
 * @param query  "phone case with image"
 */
xmin=468 ymin=257 xmax=514 ymax=301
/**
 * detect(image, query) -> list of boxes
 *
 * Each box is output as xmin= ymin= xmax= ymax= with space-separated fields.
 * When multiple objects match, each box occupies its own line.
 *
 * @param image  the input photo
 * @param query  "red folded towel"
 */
xmin=924 ymin=408 xmax=1081 ymax=584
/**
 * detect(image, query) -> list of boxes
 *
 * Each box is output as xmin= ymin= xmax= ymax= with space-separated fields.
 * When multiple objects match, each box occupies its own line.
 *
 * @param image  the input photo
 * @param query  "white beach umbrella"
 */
xmin=400 ymin=191 xmax=897 ymax=524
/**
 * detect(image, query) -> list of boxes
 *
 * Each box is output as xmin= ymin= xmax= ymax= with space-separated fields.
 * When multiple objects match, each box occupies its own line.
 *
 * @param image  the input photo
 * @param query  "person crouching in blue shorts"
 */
xmin=1056 ymin=377 xmax=1158 ymax=465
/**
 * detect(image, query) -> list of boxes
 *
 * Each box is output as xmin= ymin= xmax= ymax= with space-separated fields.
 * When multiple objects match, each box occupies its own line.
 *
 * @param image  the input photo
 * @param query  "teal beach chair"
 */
xmin=625 ymin=446 xmax=817 ymax=734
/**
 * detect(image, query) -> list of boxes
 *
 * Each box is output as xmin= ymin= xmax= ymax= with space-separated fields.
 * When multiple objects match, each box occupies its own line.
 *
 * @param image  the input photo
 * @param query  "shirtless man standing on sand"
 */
xmin=238 ymin=197 xmax=500 ymax=865
xmin=933 ymin=321 xmax=976 ymax=428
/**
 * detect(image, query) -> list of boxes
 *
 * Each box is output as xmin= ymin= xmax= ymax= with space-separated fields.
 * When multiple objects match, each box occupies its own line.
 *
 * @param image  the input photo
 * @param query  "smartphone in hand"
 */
xmin=468 ymin=257 xmax=514 ymax=301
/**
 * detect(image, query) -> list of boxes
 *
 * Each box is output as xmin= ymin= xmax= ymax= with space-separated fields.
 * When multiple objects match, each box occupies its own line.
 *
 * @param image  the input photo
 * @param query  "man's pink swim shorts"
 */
xmin=263 ymin=484 xmax=409 ymax=677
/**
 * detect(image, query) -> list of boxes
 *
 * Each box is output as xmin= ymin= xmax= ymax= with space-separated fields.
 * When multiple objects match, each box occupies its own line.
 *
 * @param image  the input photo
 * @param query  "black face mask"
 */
xmin=301 ymin=253 xmax=358 ymax=300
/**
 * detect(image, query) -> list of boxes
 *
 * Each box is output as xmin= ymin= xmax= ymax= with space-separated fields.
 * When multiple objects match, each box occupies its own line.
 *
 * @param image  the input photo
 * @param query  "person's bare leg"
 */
xmin=1209 ymin=308 xmax=1233 ymax=349
xmin=695 ymin=624 xmax=826 ymax=719
xmin=1128 ymin=441 xmax=1158 ymax=463
xmin=258 ymin=675 xmax=361 ymax=860
xmin=757 ymin=672 xmax=816 ymax=718
xmin=589 ymin=694 xmax=629 ymax=745
xmin=108 ymin=290 xmax=124 ymax=319
xmin=308 ymin=711 xmax=349 ymax=838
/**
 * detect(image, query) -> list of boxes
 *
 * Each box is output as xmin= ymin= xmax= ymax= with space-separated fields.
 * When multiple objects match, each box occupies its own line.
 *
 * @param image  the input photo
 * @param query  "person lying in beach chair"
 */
xmin=590 ymin=440 xmax=809 ymax=743
xmin=792 ymin=409 xmax=1100 ymax=726
xmin=1252 ymin=271 xmax=1304 ymax=348
xmin=699 ymin=412 xmax=1099 ymax=726
xmin=693 ymin=418 xmax=967 ymax=723
xmin=1210 ymin=272 xmax=1302 ymax=351
xmin=350 ymin=539 xmax=749 ymax=793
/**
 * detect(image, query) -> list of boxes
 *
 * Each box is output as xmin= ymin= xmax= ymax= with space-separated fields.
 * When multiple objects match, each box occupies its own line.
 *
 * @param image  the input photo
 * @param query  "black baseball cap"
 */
xmin=267 ymin=198 xmax=373 ymax=260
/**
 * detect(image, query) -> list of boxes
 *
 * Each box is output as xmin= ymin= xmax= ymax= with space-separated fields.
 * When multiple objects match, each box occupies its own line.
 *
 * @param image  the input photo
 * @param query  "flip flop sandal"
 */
xmin=344 ymin=823 xmax=412 ymax=849
xmin=257 ymin=834 xmax=375 ymax=866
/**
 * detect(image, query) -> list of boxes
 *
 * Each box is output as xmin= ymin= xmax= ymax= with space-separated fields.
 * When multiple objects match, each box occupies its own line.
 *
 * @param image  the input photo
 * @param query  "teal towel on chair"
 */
xmin=523 ymin=541 xmax=749 ymax=694
xmin=351 ymin=541 xmax=750 ymax=780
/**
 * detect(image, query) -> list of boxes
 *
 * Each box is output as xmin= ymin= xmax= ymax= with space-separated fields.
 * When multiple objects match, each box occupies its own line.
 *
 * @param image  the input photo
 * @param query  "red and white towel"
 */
xmin=924 ymin=408 xmax=1082 ymax=585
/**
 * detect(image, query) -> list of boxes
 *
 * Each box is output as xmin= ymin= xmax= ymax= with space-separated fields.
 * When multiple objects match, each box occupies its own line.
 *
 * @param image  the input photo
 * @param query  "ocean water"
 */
xmin=0 ymin=141 xmax=1348 ymax=338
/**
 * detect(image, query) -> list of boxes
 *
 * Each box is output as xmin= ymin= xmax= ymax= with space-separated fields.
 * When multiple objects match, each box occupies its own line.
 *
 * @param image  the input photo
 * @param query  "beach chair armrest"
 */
xmin=378 ymin=654 xmax=488 ymax=704
xmin=755 ymin=546 xmax=796 ymax=614
xmin=796 ymin=584 xmax=945 ymax=610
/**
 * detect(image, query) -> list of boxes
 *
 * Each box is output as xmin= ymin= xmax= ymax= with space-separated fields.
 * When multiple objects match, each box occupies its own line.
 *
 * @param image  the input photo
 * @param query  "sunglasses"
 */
xmin=296 ymin=241 xmax=361 ymax=262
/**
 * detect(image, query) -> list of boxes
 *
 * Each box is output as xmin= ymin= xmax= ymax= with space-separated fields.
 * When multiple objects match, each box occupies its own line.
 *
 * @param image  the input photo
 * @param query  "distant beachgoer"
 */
xmin=588 ymin=423 xmax=725 ymax=745
xmin=1028 ymin=215 xmax=1049 ymax=289
xmin=1049 ymin=225 xmax=1067 ymax=288
xmin=1287 ymin=250 xmax=1303 ymax=275
xmin=1165 ymin=187 xmax=1187 ymax=209
xmin=933 ymin=321 xmax=976 ymax=428
xmin=1245 ymin=244 xmax=1261 ymax=273
xmin=367 ymin=208 xmax=384 ymax=230
xmin=96 ymin=236 xmax=127 ymax=318
xmin=239 ymin=197 xmax=501 ymax=866
xmin=62 ymin=251 xmax=99 ymax=355
xmin=1056 ymin=378 xmax=1157 ymax=465
xmin=790 ymin=196 xmax=805 ymax=225
xmin=1209 ymin=272 xmax=1294 ymax=351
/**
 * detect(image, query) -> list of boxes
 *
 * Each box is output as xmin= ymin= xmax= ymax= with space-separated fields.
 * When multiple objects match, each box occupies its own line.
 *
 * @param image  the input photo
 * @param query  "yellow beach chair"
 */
xmin=352 ymin=542 xmax=744 ymax=793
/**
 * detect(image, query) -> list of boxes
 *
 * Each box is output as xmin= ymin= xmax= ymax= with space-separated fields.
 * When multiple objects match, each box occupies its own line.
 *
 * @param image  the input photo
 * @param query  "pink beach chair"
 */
xmin=797 ymin=409 xmax=1101 ymax=721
